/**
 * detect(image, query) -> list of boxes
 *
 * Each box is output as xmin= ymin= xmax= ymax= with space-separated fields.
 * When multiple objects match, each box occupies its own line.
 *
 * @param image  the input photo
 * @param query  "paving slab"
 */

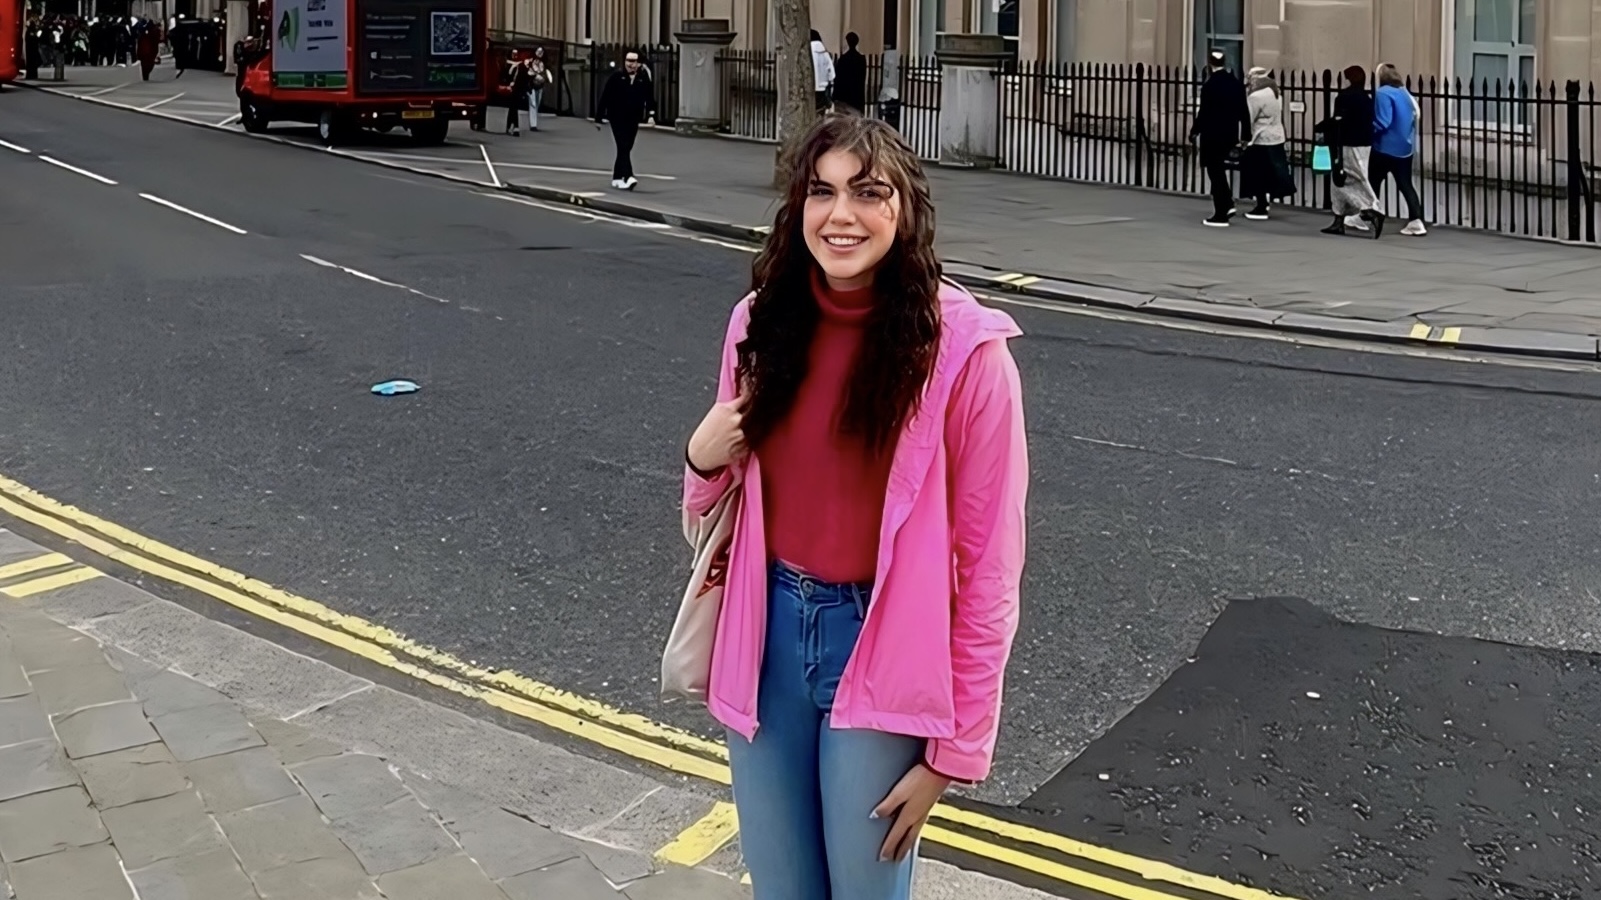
xmin=52 ymin=699 xmax=159 ymax=759
xmin=74 ymin=741 xmax=190 ymax=810
xmin=8 ymin=841 xmax=136 ymax=900
xmin=250 ymin=715 xmax=344 ymax=766
xmin=500 ymin=856 xmax=622 ymax=900
xmin=0 ymin=785 xmax=110 ymax=863
xmin=0 ymin=639 xmax=31 ymax=699
xmin=26 ymin=661 xmax=131 ymax=715
xmin=127 ymin=846 xmax=260 ymax=900
xmin=100 ymin=789 xmax=227 ymax=869
xmin=135 ymin=669 xmax=234 ymax=718
xmin=250 ymin=855 xmax=387 ymax=900
xmin=444 ymin=805 xmax=582 ymax=879
xmin=0 ymin=695 xmax=54 ymax=748
xmin=290 ymin=752 xmax=409 ymax=820
xmin=185 ymin=745 xmax=301 ymax=814
xmin=330 ymin=795 xmax=459 ymax=876
xmin=151 ymin=702 xmax=265 ymax=761
xmin=377 ymin=854 xmax=513 ymax=900
xmin=0 ymin=739 xmax=79 ymax=802
xmin=217 ymin=793 xmax=358 ymax=874
xmin=625 ymin=865 xmax=748 ymax=900
xmin=7 ymin=619 xmax=110 ymax=674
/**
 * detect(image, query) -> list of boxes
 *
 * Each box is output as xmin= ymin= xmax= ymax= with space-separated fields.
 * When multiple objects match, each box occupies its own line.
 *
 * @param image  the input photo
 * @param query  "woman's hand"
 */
xmin=687 ymin=390 xmax=750 ymax=474
xmin=872 ymin=764 xmax=951 ymax=862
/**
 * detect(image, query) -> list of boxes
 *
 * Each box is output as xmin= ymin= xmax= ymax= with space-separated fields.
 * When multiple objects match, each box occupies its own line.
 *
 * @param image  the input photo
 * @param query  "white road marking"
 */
xmin=0 ymin=140 xmax=30 ymax=154
xmin=479 ymin=144 xmax=501 ymax=188
xmin=483 ymin=192 xmax=669 ymax=228
xmin=84 ymin=84 xmax=128 ymax=97
xmin=37 ymin=156 xmax=118 ymax=185
xmin=138 ymin=193 xmax=248 ymax=234
xmin=299 ymin=254 xmax=452 ymax=305
xmin=218 ymin=113 xmax=243 ymax=126
xmin=141 ymin=92 xmax=185 ymax=110
xmin=487 ymin=160 xmax=676 ymax=181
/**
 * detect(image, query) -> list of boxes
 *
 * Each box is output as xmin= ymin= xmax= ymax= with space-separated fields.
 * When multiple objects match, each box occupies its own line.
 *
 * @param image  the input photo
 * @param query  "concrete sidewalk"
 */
xmin=25 ymin=65 xmax=1601 ymax=358
xmin=0 ymin=525 xmax=1051 ymax=900
xmin=0 ymin=531 xmax=744 ymax=900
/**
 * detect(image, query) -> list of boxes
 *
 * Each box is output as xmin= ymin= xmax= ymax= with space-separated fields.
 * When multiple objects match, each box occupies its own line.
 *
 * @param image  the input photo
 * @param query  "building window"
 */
xmin=1193 ymin=0 xmax=1243 ymax=72
xmin=1053 ymin=0 xmax=1075 ymax=64
xmin=1454 ymin=0 xmax=1535 ymax=126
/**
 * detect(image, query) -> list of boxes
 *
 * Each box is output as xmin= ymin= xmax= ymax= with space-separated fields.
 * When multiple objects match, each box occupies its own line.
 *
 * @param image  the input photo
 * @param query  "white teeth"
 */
xmin=824 ymin=236 xmax=865 ymax=246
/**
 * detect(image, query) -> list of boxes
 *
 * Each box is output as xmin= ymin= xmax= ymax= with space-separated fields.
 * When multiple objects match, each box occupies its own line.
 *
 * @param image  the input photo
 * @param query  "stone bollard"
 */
xmin=674 ymin=19 xmax=738 ymax=137
xmin=934 ymin=33 xmax=1011 ymax=169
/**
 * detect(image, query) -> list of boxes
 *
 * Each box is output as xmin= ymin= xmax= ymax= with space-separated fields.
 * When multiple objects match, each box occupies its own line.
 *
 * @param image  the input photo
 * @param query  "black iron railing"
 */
xmin=716 ymin=50 xmax=941 ymax=159
xmin=998 ymin=61 xmax=1598 ymax=244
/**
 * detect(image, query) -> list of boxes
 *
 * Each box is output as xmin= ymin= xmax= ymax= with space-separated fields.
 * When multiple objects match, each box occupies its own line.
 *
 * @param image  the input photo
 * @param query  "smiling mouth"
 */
xmin=823 ymin=236 xmax=866 ymax=247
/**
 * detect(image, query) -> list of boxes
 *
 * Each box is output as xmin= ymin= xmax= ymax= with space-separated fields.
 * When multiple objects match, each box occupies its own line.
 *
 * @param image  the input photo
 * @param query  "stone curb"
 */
xmin=21 ymin=81 xmax=1601 ymax=363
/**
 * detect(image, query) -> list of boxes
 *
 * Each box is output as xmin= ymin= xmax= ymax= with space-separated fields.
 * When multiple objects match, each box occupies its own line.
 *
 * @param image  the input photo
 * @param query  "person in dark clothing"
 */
xmin=24 ymin=22 xmax=42 ymax=80
xmin=833 ymin=31 xmax=868 ymax=114
xmin=1314 ymin=65 xmax=1383 ymax=237
xmin=1189 ymin=49 xmax=1250 ymax=227
xmin=595 ymin=50 xmax=656 ymax=190
xmin=505 ymin=53 xmax=534 ymax=136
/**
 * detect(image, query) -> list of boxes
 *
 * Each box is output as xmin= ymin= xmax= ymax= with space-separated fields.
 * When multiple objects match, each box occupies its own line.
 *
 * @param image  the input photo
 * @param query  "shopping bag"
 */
xmin=1311 ymin=145 xmax=1333 ymax=173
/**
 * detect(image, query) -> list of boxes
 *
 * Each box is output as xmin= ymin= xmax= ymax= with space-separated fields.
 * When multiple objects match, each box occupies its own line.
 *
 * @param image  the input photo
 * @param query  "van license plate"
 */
xmin=402 ymin=110 xmax=434 ymax=120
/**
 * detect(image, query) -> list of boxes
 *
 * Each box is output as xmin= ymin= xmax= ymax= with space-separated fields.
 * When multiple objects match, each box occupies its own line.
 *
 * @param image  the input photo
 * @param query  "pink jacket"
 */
xmin=683 ymin=282 xmax=1029 ymax=783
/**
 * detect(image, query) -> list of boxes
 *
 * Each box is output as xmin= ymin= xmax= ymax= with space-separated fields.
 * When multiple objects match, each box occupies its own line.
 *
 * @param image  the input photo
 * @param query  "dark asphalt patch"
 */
xmin=1010 ymin=596 xmax=1601 ymax=899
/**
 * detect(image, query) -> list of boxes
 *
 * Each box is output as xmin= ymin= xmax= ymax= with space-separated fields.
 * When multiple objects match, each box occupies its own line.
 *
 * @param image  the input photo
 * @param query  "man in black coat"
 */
xmin=1189 ymin=49 xmax=1251 ymax=227
xmin=833 ymin=31 xmax=867 ymax=114
xmin=595 ymin=50 xmax=656 ymax=190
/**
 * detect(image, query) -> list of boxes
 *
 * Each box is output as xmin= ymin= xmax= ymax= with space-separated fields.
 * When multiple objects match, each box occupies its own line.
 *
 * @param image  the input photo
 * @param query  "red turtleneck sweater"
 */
xmin=757 ymin=278 xmax=894 ymax=584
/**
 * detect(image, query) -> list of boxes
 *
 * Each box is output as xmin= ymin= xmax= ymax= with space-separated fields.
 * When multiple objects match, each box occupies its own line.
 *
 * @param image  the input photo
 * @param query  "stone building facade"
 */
xmin=495 ymin=0 xmax=1600 ymax=90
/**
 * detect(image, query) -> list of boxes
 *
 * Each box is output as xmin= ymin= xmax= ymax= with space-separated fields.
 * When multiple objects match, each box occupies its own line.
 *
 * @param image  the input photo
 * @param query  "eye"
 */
xmin=807 ymin=185 xmax=833 ymax=198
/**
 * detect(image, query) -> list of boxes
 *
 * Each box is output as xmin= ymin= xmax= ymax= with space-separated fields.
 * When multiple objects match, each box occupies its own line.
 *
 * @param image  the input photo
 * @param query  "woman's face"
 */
xmin=803 ymin=148 xmax=901 ymax=291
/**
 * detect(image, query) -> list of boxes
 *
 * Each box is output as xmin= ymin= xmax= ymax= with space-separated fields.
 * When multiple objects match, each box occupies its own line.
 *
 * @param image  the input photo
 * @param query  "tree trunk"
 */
xmin=771 ymin=0 xmax=816 ymax=189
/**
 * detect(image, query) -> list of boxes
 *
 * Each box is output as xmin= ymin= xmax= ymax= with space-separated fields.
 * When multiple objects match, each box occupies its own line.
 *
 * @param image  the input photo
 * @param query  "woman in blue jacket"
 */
xmin=1372 ymin=63 xmax=1426 ymax=236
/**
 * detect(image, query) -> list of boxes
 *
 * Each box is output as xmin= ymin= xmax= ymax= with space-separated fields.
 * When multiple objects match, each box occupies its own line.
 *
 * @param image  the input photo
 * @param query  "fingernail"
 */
xmin=868 ymin=812 xmax=879 ymax=820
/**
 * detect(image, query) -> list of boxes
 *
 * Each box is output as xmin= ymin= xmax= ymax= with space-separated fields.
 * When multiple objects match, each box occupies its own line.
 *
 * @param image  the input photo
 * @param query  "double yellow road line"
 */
xmin=0 ymin=471 xmax=1295 ymax=900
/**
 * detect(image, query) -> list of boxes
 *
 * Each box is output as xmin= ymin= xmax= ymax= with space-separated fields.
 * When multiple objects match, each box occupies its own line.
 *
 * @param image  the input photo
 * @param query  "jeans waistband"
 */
xmin=769 ymin=561 xmax=873 ymax=615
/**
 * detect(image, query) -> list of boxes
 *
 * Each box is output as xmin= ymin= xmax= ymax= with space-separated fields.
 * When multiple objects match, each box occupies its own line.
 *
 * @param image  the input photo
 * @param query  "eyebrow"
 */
xmin=809 ymin=177 xmax=894 ymax=191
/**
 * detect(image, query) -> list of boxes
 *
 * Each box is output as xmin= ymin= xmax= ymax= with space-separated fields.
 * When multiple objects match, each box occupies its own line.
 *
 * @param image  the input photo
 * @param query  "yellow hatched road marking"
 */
xmin=1 ymin=565 xmax=102 ymax=599
xmin=1409 ymin=322 xmax=1432 ymax=340
xmin=0 ymin=473 xmax=1301 ymax=900
xmin=655 ymin=802 xmax=739 ymax=867
xmin=0 ymin=552 xmax=73 ymax=582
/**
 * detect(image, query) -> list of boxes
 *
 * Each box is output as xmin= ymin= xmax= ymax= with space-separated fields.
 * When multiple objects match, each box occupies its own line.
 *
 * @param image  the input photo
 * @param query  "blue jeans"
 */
xmin=727 ymin=563 xmax=924 ymax=900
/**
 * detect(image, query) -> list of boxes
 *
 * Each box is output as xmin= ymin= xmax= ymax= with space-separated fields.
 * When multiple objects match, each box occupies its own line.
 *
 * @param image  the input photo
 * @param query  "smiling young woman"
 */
xmin=679 ymin=113 xmax=1030 ymax=900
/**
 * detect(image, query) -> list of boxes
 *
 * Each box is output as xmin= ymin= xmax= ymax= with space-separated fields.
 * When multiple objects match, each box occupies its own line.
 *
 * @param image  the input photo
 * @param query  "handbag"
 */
xmin=660 ymin=483 xmax=740 ymax=703
xmin=1311 ymin=145 xmax=1333 ymax=173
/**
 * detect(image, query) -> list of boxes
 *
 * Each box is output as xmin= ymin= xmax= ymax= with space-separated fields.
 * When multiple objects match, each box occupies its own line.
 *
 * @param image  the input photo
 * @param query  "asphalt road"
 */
xmin=6 ymin=87 xmax=1601 ymax=895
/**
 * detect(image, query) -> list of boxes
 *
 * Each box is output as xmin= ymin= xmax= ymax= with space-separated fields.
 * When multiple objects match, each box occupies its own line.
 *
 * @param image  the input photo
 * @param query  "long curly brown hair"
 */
xmin=736 ymin=114 xmax=942 ymax=454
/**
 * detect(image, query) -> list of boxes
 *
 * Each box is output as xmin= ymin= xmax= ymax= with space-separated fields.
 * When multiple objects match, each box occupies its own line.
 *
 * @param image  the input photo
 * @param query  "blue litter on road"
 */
xmin=371 ymin=379 xmax=420 ymax=396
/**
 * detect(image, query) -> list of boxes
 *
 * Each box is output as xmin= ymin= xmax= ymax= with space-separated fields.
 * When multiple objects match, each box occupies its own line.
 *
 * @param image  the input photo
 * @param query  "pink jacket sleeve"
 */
xmin=682 ymin=299 xmax=751 ymax=518
xmin=925 ymin=338 xmax=1029 ymax=784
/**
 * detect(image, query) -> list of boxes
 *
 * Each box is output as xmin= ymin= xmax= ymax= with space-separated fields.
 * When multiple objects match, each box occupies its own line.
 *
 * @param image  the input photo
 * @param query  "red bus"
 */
xmin=1 ymin=0 xmax=21 ymax=85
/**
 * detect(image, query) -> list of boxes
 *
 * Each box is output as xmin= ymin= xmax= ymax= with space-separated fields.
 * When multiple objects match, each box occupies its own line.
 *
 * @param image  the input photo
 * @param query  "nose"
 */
xmin=827 ymin=191 xmax=855 ymax=224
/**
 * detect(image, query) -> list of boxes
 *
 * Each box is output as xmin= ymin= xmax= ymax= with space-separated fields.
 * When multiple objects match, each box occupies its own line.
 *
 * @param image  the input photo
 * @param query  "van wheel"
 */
xmin=317 ymin=109 xmax=352 ymax=146
xmin=240 ymin=97 xmax=269 ymax=133
xmin=409 ymin=119 xmax=449 ymax=146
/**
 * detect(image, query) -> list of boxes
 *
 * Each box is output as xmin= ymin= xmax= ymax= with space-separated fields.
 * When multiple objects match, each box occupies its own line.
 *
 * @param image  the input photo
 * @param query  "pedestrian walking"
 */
xmin=1315 ymin=65 xmax=1385 ymax=237
xmin=810 ymin=29 xmax=835 ymax=113
xmin=675 ymin=113 xmax=1029 ymax=900
xmin=596 ymin=50 xmax=655 ymax=190
xmin=136 ymin=22 xmax=159 ymax=81
xmin=1189 ymin=49 xmax=1250 ymax=227
xmin=1240 ymin=67 xmax=1295 ymax=219
xmin=505 ymin=52 xmax=533 ymax=136
xmin=833 ymin=31 xmax=867 ymax=114
xmin=526 ymin=47 xmax=549 ymax=131
xmin=1371 ymin=63 xmax=1426 ymax=236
